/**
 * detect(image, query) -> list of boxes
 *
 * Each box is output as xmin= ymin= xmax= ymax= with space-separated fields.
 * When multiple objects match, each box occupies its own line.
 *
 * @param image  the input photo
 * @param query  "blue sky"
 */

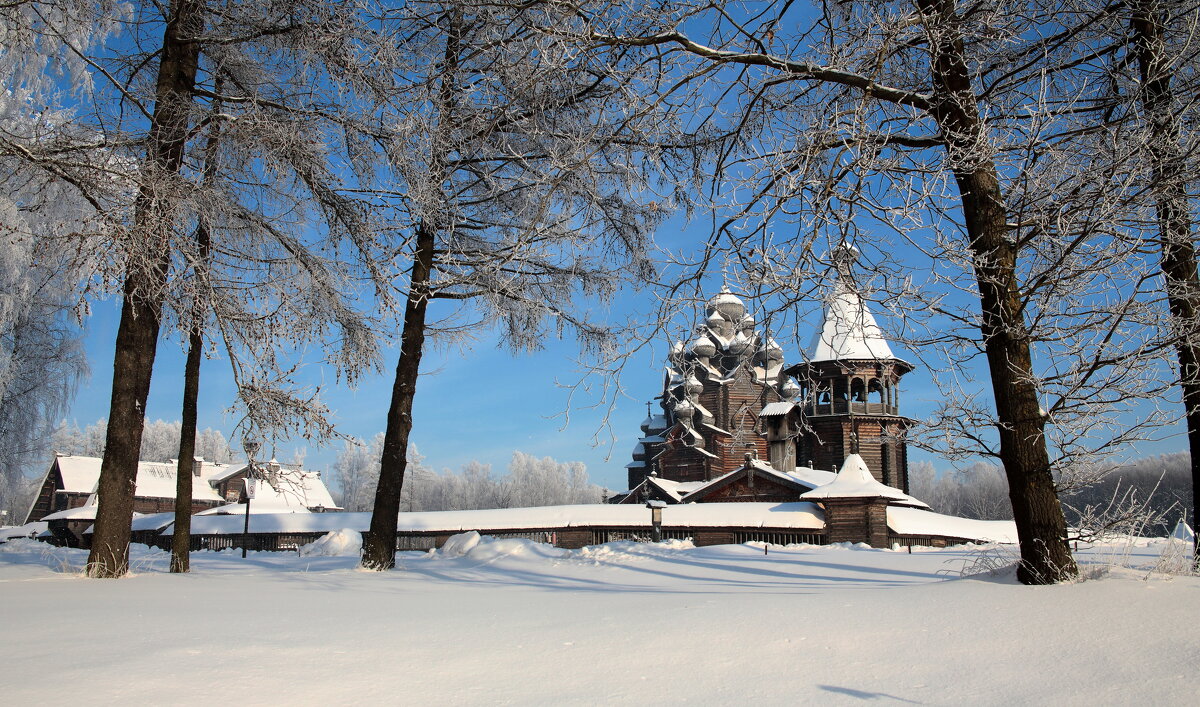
xmin=64 ymin=228 xmax=1191 ymax=496
xmin=25 ymin=1 xmax=1189 ymax=498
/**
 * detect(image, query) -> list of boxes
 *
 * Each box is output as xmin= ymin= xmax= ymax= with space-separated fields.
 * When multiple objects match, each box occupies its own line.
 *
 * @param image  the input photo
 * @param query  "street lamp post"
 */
xmin=241 ymin=435 xmax=261 ymax=559
xmin=646 ymin=500 xmax=665 ymax=543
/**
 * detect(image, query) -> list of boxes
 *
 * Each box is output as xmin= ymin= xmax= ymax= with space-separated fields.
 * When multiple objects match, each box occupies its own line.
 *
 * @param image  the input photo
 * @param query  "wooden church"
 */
xmin=619 ymin=249 xmax=916 ymax=505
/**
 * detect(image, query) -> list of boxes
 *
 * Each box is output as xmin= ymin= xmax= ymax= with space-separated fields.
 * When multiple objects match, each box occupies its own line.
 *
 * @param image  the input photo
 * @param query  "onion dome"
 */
xmin=668 ymin=339 xmax=686 ymax=365
xmin=690 ymin=335 xmax=717 ymax=358
xmin=727 ymin=331 xmax=751 ymax=355
xmin=683 ymin=375 xmax=704 ymax=396
xmin=739 ymin=314 xmax=756 ymax=334
xmin=780 ymin=378 xmax=801 ymax=400
xmin=673 ymin=399 xmax=695 ymax=424
xmin=705 ymin=310 xmax=728 ymax=333
xmin=707 ymin=286 xmax=746 ymax=321
xmin=763 ymin=337 xmax=784 ymax=361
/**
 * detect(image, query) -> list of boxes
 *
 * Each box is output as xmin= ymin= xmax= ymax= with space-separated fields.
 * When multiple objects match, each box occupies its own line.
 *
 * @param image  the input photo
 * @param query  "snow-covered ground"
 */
xmin=0 ymin=535 xmax=1195 ymax=705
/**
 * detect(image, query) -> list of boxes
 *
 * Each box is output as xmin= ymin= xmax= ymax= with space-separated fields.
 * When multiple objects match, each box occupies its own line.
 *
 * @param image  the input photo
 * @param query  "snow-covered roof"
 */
xmin=886 ymin=507 xmax=1018 ymax=544
xmin=206 ymin=463 xmax=249 ymax=484
xmin=641 ymin=414 xmax=668 ymax=432
xmin=54 ymin=456 xmax=103 ymax=493
xmin=759 ymin=402 xmax=795 ymax=417
xmin=0 ymin=522 xmax=47 ymax=542
xmin=809 ymin=279 xmax=900 ymax=363
xmin=181 ymin=502 xmax=826 ymax=535
xmin=197 ymin=502 xmax=311 ymax=516
xmin=135 ymin=462 xmax=225 ymax=502
xmin=130 ymin=512 xmax=177 ymax=532
xmin=211 ymin=472 xmax=337 ymax=511
xmin=646 ymin=477 xmax=707 ymax=502
xmin=680 ymin=460 xmax=823 ymax=502
xmin=800 ymin=454 xmax=929 ymax=508
xmin=49 ymin=455 xmax=232 ymax=502
xmin=45 ymin=456 xmax=336 ymax=509
xmin=785 ymin=466 xmax=838 ymax=488
xmin=43 ymin=502 xmax=146 ymax=522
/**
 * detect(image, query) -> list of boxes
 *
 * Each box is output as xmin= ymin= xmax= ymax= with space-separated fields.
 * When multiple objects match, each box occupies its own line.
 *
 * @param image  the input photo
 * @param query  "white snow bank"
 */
xmin=438 ymin=531 xmax=482 ymax=557
xmin=1 ymin=537 xmax=1198 ymax=705
xmin=461 ymin=537 xmax=567 ymax=563
xmin=299 ymin=529 xmax=362 ymax=557
xmin=436 ymin=531 xmax=567 ymax=562
xmin=887 ymin=506 xmax=1019 ymax=544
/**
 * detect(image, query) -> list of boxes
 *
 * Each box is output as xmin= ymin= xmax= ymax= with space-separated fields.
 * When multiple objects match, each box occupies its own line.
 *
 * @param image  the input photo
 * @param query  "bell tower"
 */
xmin=785 ymin=246 xmax=915 ymax=492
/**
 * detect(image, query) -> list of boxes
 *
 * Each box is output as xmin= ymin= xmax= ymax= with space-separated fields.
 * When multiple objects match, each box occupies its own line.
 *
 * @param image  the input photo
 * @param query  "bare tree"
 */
xmin=360 ymin=2 xmax=667 ymax=569
xmin=332 ymin=434 xmax=383 ymax=513
xmin=569 ymin=0 xmax=1200 ymax=582
xmin=337 ymin=441 xmax=603 ymax=513
xmin=5 ymin=0 xmax=407 ymax=576
xmin=1125 ymin=0 xmax=1200 ymax=564
xmin=0 ymin=0 xmax=110 ymax=523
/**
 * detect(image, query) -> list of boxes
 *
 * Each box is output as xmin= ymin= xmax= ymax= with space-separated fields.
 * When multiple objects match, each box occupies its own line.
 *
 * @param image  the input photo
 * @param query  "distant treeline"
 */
xmin=911 ymin=453 xmax=1193 ymax=536
xmin=333 ymin=435 xmax=604 ymax=513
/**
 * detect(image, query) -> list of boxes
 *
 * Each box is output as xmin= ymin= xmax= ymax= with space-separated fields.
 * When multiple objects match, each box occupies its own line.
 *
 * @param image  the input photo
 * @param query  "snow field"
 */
xmin=0 ymin=535 xmax=1195 ymax=705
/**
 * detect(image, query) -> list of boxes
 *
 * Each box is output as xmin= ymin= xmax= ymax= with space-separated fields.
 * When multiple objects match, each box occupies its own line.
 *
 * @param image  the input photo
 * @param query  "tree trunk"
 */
xmin=918 ymin=0 xmax=1077 ymax=583
xmin=361 ymin=222 xmax=437 ymax=570
xmin=361 ymin=7 xmax=463 ymax=571
xmin=1129 ymin=0 xmax=1200 ymax=565
xmin=170 ymin=262 xmax=206 ymax=573
xmin=87 ymin=0 xmax=203 ymax=578
xmin=170 ymin=78 xmax=223 ymax=574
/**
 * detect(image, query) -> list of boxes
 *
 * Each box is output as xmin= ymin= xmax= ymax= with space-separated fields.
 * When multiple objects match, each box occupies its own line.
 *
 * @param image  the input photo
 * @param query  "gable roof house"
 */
xmin=25 ymin=455 xmax=340 ymax=546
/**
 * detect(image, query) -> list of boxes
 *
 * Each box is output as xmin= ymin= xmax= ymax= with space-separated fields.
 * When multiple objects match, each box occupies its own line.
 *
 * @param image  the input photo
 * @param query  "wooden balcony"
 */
xmin=805 ymin=401 xmax=899 ymax=417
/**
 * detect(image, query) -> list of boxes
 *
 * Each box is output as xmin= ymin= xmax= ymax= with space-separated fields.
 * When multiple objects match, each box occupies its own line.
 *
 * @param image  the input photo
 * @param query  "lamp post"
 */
xmin=241 ymin=434 xmax=261 ymax=559
xmin=646 ymin=500 xmax=665 ymax=543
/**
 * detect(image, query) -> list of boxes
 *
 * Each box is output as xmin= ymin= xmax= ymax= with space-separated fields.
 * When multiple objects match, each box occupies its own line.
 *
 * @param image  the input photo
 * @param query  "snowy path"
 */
xmin=1 ymin=538 xmax=1195 ymax=705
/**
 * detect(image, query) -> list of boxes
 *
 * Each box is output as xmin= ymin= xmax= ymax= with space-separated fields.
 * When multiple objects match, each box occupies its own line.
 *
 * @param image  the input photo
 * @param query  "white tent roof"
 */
xmin=809 ymin=279 xmax=899 ymax=363
xmin=800 ymin=454 xmax=928 ymax=508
